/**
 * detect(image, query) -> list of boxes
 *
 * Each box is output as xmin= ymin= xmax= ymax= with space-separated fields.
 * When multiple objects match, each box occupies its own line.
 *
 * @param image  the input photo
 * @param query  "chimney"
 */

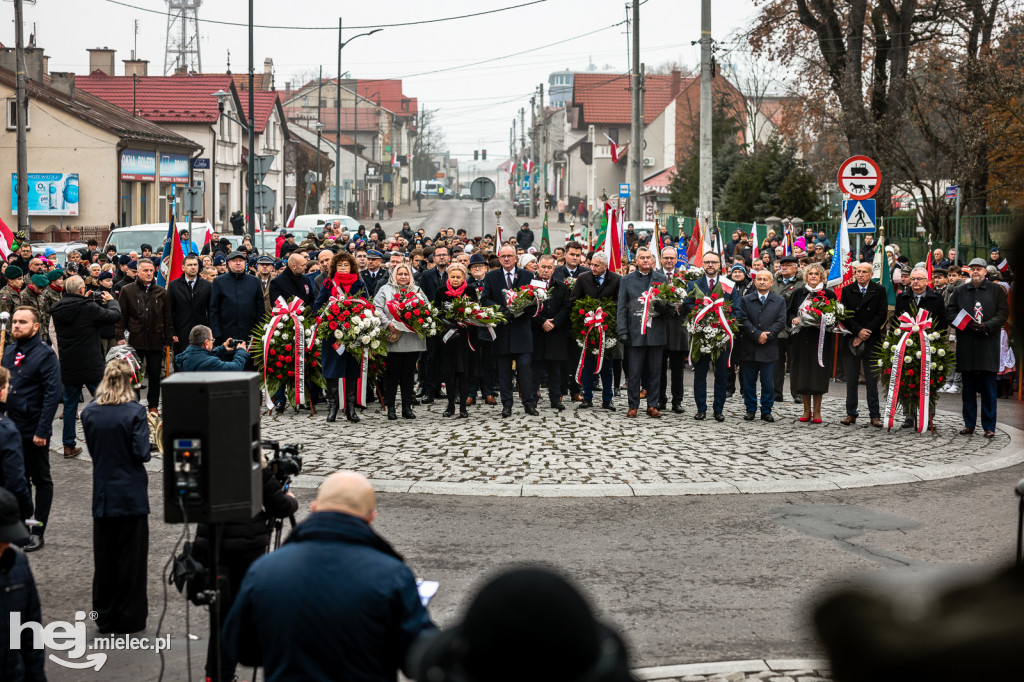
xmin=88 ymin=47 xmax=116 ymax=76
xmin=50 ymin=72 xmax=76 ymax=97
xmin=43 ymin=54 xmax=49 ymax=75
xmin=671 ymin=69 xmax=682 ymax=97
xmin=263 ymin=57 xmax=274 ymax=90
xmin=123 ymin=58 xmax=149 ymax=78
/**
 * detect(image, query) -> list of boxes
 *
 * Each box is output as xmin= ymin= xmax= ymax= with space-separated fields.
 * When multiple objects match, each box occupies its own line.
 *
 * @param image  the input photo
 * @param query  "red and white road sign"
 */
xmin=838 ymin=155 xmax=881 ymax=200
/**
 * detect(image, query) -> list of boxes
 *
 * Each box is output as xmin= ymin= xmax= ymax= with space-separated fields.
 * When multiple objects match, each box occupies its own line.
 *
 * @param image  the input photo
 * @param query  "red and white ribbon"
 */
xmin=637 ymin=289 xmax=658 ymax=335
xmin=690 ymin=297 xmax=734 ymax=364
xmin=385 ymin=294 xmax=424 ymax=334
xmin=883 ymin=310 xmax=933 ymax=432
xmin=262 ymin=296 xmax=307 ymax=409
xmin=574 ymin=307 xmax=608 ymax=384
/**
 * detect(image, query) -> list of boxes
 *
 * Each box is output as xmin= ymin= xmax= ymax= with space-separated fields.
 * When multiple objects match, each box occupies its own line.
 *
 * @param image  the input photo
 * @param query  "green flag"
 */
xmin=540 ymin=209 xmax=551 ymax=255
xmin=595 ymin=206 xmax=608 ymax=250
xmin=873 ymin=232 xmax=896 ymax=307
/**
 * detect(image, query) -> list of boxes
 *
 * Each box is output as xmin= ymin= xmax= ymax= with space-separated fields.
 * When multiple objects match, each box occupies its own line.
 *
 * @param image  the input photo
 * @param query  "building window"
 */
xmin=219 ymin=183 xmax=230 ymax=225
xmin=6 ymin=98 xmax=29 ymax=130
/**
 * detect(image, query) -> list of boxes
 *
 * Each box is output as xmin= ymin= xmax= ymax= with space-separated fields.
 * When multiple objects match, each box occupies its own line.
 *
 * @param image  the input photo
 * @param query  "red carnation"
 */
xmin=417 ymin=318 xmax=423 ymax=324
xmin=404 ymin=312 xmax=412 ymax=319
xmin=458 ymin=308 xmax=465 ymax=314
xmin=275 ymin=361 xmax=283 ymax=368
xmin=316 ymin=316 xmax=323 ymax=324
xmin=343 ymin=322 xmax=351 ymax=329
xmin=907 ymin=369 xmax=915 ymax=376
xmin=329 ymin=321 xmax=338 ymax=330
xmin=578 ymin=309 xmax=585 ymax=315
xmin=284 ymin=356 xmax=293 ymax=363
xmin=285 ymin=344 xmax=293 ymax=351
xmin=330 ymin=305 xmax=340 ymax=315
xmin=269 ymin=349 xmax=277 ymax=356
xmin=288 ymin=371 xmax=295 ymax=377
xmin=413 ymin=308 xmax=421 ymax=315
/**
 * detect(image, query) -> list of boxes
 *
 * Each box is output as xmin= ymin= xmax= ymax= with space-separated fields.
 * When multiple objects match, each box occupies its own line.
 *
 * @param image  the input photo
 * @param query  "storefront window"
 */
xmin=121 ymin=181 xmax=133 ymax=226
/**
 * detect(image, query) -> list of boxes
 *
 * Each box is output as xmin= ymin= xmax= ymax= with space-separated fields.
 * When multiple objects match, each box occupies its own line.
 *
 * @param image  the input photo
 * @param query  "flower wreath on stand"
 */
xmin=504 ymin=284 xmax=549 ymax=317
xmin=251 ymin=296 xmax=324 ymax=412
xmin=384 ymin=288 xmax=441 ymax=339
xmin=685 ymin=289 xmax=740 ymax=364
xmin=791 ymin=289 xmax=852 ymax=368
xmin=316 ymin=297 xmax=389 ymax=406
xmin=875 ymin=309 xmax=954 ymax=433
xmin=570 ymin=297 xmax=617 ymax=384
xmin=439 ymin=295 xmax=506 ymax=348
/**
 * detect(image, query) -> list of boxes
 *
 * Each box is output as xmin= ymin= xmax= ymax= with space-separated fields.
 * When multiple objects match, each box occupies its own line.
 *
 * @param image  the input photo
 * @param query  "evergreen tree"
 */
xmin=719 ymin=137 xmax=824 ymax=221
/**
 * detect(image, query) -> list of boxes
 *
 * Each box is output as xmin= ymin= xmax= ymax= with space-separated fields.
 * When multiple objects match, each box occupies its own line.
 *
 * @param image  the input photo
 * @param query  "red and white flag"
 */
xmin=523 ymin=157 xmax=535 ymax=174
xmin=391 ymin=152 xmax=400 ymax=168
xmin=720 ymin=277 xmax=735 ymax=294
xmin=996 ymin=258 xmax=1010 ymax=273
xmin=604 ymin=134 xmax=621 ymax=164
xmin=285 ymin=203 xmax=296 ymax=229
xmin=952 ymin=310 xmax=972 ymax=331
xmin=0 ymin=216 xmax=14 ymax=262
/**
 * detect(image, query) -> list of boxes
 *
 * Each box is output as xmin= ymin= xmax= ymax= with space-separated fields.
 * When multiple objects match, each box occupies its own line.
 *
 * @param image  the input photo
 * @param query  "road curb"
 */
xmin=633 ymin=658 xmax=831 ymax=680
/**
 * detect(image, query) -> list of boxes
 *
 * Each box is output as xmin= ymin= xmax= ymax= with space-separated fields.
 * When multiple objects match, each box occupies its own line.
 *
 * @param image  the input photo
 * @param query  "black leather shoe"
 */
xmin=657 ymin=401 xmax=667 ymax=411
xmin=443 ymin=404 xmax=456 ymax=417
xmin=459 ymin=406 xmax=469 ymax=418
xmin=578 ymin=399 xmax=593 ymax=409
xmin=525 ymin=405 xmax=540 ymax=416
xmin=601 ymin=401 xmax=616 ymax=411
xmin=345 ymin=405 xmax=360 ymax=423
xmin=420 ymin=396 xmax=434 ymax=405
xmin=551 ymin=402 xmax=565 ymax=411
xmin=694 ymin=411 xmax=706 ymax=420
xmin=387 ymin=407 xmax=398 ymax=420
xmin=410 ymin=397 xmax=421 ymax=406
xmin=713 ymin=412 xmax=725 ymax=422
xmin=501 ymin=406 xmax=512 ymax=418
xmin=402 ymin=406 xmax=416 ymax=419
xmin=671 ymin=402 xmax=684 ymax=414
xmin=744 ymin=412 xmax=756 ymax=421
xmin=24 ymin=535 xmax=43 ymax=552
xmin=761 ymin=413 xmax=775 ymax=422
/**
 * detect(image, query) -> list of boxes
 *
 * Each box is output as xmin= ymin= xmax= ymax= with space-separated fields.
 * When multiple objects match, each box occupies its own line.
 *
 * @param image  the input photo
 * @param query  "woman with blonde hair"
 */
xmin=787 ymin=262 xmax=836 ymax=423
xmin=81 ymin=359 xmax=152 ymax=634
xmin=374 ymin=263 xmax=427 ymax=420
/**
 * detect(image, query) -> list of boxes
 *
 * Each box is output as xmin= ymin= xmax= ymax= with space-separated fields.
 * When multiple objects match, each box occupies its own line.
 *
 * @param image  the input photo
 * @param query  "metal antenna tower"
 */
xmin=163 ymin=0 xmax=203 ymax=75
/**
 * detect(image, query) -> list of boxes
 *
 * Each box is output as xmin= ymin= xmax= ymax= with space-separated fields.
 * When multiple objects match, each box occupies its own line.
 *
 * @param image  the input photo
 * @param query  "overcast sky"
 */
xmin=5 ymin=0 xmax=761 ymax=168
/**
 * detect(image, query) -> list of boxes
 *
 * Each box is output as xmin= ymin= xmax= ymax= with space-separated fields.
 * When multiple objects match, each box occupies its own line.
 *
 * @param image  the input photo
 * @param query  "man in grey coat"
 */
xmin=616 ymin=247 xmax=668 ymax=417
xmin=736 ymin=270 xmax=787 ymax=421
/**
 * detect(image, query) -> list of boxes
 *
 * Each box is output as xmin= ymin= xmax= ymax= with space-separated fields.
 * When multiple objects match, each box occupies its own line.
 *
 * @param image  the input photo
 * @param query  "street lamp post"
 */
xmin=247 ymin=0 xmax=255 ymax=244
xmin=335 ymin=19 xmax=382 ymax=217
xmin=212 ymin=89 xmax=260 ymax=249
xmin=315 ymin=121 xmax=324 ymax=213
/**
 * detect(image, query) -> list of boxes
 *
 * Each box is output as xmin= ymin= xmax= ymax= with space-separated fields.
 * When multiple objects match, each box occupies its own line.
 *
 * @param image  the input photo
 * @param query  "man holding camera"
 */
xmin=50 ymin=276 xmax=123 ymax=458
xmin=175 ymin=325 xmax=249 ymax=372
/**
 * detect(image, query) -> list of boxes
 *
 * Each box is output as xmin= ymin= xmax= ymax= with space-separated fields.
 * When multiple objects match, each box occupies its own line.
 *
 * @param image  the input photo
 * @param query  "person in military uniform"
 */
xmin=42 ymin=270 xmax=65 ymax=316
xmin=1 ymin=265 xmax=24 ymax=334
xmin=20 ymin=274 xmax=52 ymax=344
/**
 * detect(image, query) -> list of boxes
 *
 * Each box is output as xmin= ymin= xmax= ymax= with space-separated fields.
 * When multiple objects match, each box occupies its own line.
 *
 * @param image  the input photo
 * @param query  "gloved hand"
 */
xmin=618 ymin=335 xmax=629 ymax=346
xmin=968 ymin=320 xmax=989 ymax=334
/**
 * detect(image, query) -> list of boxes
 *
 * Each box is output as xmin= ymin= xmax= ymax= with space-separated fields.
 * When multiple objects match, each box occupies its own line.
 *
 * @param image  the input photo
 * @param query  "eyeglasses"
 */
xmin=909 ymin=277 xmax=927 ymax=281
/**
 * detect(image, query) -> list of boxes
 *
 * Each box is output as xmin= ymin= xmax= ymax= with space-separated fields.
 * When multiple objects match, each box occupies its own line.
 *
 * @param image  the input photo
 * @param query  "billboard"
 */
xmin=11 ymin=173 xmax=80 ymax=216
xmin=121 ymin=149 xmax=156 ymax=181
xmin=159 ymin=153 xmax=190 ymax=184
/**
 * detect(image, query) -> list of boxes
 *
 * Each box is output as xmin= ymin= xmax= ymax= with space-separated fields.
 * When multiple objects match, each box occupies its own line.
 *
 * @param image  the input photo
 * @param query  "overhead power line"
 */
xmin=101 ymin=0 xmax=550 ymax=30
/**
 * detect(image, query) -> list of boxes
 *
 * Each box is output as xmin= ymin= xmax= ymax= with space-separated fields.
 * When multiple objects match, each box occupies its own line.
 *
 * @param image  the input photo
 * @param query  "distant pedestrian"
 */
xmin=557 ymin=197 xmax=566 ymax=223
xmin=415 ymin=190 xmax=423 ymax=212
xmin=387 ymin=199 xmax=394 ymax=219
xmin=377 ymin=198 xmax=386 ymax=220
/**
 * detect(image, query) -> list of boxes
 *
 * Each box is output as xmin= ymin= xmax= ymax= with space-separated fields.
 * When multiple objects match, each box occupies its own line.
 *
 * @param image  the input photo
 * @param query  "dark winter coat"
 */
xmin=49 ymin=293 xmax=122 ymax=385
xmin=175 ymin=344 xmax=249 ymax=372
xmin=315 ymin=277 xmax=369 ymax=379
xmin=515 ymin=227 xmax=535 ymax=250
xmin=115 ymin=280 xmax=174 ymax=351
xmin=435 ymin=286 xmax=477 ymax=375
xmin=481 ymin=267 xmax=535 ymax=355
xmin=1 ymin=333 xmax=61 ymax=440
xmin=0 ymin=415 xmax=33 ymax=518
xmin=531 ymin=279 xmax=570 ymax=362
xmin=0 ymin=546 xmax=45 ymax=682
xmin=222 ymin=511 xmax=436 ymax=682
xmin=945 ymin=279 xmax=1009 ymax=372
xmin=195 ymin=467 xmax=298 ymax=554
xmin=417 ymin=267 xmax=445 ymax=303
xmin=167 ymin=275 xmax=212 ymax=344
xmin=895 ymin=287 xmax=948 ymax=332
xmin=210 ymin=271 xmax=265 ymax=342
xmin=80 ymin=401 xmax=152 ymax=518
xmin=569 ymin=269 xmax=620 ymax=304
xmin=617 ymin=269 xmax=669 ymax=346
xmin=359 ymin=268 xmax=388 ymax=300
xmin=840 ymin=280 xmax=888 ymax=339
xmin=268 ymin=268 xmax=315 ymax=310
xmin=736 ymin=290 xmax=787 ymax=363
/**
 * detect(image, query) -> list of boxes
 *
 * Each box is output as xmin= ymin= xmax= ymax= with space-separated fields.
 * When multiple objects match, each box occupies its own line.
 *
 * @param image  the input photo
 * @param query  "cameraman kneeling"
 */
xmin=193 ymin=450 xmax=298 ymax=682
xmin=175 ymin=324 xmax=249 ymax=372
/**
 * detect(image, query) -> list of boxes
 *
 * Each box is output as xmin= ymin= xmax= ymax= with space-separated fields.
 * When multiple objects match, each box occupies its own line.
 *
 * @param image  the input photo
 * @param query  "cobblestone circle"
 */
xmin=234 ymin=395 xmax=1021 ymax=495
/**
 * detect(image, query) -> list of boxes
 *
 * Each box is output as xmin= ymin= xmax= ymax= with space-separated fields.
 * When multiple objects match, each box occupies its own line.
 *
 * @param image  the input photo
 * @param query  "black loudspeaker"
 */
xmin=162 ymin=372 xmax=263 ymax=524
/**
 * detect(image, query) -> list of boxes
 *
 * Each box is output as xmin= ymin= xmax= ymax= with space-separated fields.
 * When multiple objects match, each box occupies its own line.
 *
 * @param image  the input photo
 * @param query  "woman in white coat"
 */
xmin=374 ymin=264 xmax=428 ymax=419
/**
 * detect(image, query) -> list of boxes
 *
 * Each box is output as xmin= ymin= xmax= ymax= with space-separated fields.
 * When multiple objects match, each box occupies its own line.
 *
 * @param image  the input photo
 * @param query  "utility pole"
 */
xmin=520 ymin=107 xmax=526 ymax=197
xmin=316 ymin=65 xmax=323 ymax=213
xmin=539 ymin=83 xmax=546 ymax=211
xmin=336 ymin=18 xmax=343 ymax=215
xmin=629 ymin=0 xmax=643 ymax=222
xmin=698 ymin=0 xmax=713 ymax=228
xmin=246 ymin=0 xmax=255 ymax=242
xmin=530 ymin=94 xmax=537 ymax=218
xmin=13 ymin=0 xmax=30 ymax=229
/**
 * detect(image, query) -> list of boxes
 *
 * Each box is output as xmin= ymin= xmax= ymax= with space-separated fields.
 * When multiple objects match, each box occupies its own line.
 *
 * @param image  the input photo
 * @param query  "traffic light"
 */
xmin=474 ymin=150 xmax=479 ymax=161
xmin=482 ymin=149 xmax=487 ymax=160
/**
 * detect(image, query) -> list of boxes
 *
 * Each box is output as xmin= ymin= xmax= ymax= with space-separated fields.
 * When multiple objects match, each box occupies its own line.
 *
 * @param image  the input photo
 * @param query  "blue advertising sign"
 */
xmin=191 ymin=157 xmax=211 ymax=170
xmin=619 ymin=183 xmax=630 ymax=198
xmin=12 ymin=173 xmax=80 ymax=216
xmin=159 ymin=153 xmax=190 ymax=184
xmin=120 ymin=149 xmax=156 ymax=181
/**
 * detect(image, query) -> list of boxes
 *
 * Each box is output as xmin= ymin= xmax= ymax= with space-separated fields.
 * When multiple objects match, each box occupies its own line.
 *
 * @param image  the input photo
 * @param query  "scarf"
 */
xmin=805 ymin=282 xmax=824 ymax=293
xmin=445 ymin=280 xmax=468 ymax=298
xmin=332 ymin=272 xmax=358 ymax=293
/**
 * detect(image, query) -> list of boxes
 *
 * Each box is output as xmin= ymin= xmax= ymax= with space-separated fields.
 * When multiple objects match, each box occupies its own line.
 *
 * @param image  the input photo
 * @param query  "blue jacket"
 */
xmin=175 ymin=344 xmax=249 ymax=372
xmin=181 ymin=239 xmax=199 ymax=256
xmin=0 ymin=547 xmax=45 ymax=681
xmin=0 ymin=415 xmax=33 ymax=519
xmin=80 ymin=401 xmax=152 ymax=517
xmin=210 ymin=271 xmax=266 ymax=342
xmin=314 ymin=278 xmax=369 ymax=379
xmin=1 ymin=333 xmax=61 ymax=440
xmin=223 ymin=511 xmax=436 ymax=682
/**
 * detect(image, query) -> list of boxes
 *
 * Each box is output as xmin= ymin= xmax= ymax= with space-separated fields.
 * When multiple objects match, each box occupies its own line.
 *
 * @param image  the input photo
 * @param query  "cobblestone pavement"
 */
xmin=239 ymin=394 xmax=1018 ymax=493
xmin=637 ymin=659 xmax=833 ymax=682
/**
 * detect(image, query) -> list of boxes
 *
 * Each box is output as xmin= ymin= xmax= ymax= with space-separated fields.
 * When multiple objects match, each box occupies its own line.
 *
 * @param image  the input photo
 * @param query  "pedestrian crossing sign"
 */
xmin=845 ymin=199 xmax=876 ymax=234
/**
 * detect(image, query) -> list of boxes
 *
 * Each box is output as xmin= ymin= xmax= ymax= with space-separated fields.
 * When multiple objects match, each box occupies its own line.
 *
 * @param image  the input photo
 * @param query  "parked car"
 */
xmin=104 ymin=222 xmax=214 ymax=255
xmin=458 ymin=188 xmax=472 ymax=200
xmin=514 ymin=193 xmax=531 ymax=216
xmin=30 ymin=241 xmax=89 ymax=265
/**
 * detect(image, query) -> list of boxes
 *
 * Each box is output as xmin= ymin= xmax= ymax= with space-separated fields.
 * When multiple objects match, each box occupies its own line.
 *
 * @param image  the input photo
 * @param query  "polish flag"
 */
xmin=952 ymin=310 xmax=972 ymax=331
xmin=523 ymin=157 xmax=535 ymax=174
xmin=391 ymin=152 xmax=400 ymax=167
xmin=720 ymin=277 xmax=735 ymax=295
xmin=996 ymin=258 xmax=1010 ymax=273
xmin=604 ymin=134 xmax=621 ymax=164
xmin=604 ymin=204 xmax=623 ymax=274
xmin=0 ymin=216 xmax=14 ymax=262
xmin=686 ymin=218 xmax=704 ymax=268
xmin=285 ymin=203 xmax=296 ymax=229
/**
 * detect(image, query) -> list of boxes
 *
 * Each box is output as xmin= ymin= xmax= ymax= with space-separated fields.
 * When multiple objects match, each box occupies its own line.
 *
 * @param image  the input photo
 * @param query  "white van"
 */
xmin=291 ymin=214 xmax=360 ymax=234
xmin=104 ymin=222 xmax=214 ymax=254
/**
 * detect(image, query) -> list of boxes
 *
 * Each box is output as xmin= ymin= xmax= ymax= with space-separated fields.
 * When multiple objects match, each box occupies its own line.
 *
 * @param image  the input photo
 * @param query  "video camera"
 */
xmin=262 ymin=439 xmax=303 ymax=490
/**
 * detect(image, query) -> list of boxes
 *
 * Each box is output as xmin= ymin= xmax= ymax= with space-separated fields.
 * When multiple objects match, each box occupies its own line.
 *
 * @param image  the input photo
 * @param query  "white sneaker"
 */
xmin=948 ymin=385 xmax=961 ymax=394
xmin=939 ymin=383 xmax=952 ymax=393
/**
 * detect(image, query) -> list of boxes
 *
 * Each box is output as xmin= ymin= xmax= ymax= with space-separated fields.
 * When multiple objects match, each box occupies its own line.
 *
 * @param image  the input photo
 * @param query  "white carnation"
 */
xmin=361 ymin=335 xmax=371 ymax=345
xmin=883 ymin=342 xmax=891 ymax=349
xmin=334 ymin=330 xmax=342 ymax=339
xmin=938 ymin=349 xmax=945 ymax=356
xmin=371 ymin=340 xmax=380 ymax=349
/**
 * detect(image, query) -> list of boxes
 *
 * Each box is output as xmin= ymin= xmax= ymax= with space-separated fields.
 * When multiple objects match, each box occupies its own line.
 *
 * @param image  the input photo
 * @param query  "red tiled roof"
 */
xmin=572 ymin=72 xmax=691 ymax=126
xmin=643 ymin=165 xmax=676 ymax=194
xmin=231 ymin=72 xmax=269 ymax=92
xmin=239 ymin=90 xmax=282 ymax=133
xmin=75 ymin=72 xmax=236 ymax=124
xmin=352 ymin=79 xmax=417 ymax=117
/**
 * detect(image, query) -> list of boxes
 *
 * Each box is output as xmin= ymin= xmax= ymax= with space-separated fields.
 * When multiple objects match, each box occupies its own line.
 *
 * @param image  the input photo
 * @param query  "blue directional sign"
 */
xmin=845 ymin=199 xmax=876 ymax=234
xmin=522 ymin=179 xmax=530 ymax=191
xmin=619 ymin=183 xmax=630 ymax=198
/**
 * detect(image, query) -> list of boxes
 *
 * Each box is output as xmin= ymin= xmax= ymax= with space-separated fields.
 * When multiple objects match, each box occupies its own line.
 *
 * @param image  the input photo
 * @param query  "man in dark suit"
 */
xmin=168 ymin=253 xmax=212 ymax=356
xmin=893 ymin=265 xmax=949 ymax=429
xmin=616 ymin=247 xmax=669 ymax=418
xmin=690 ymin=251 xmax=739 ymax=421
xmin=554 ymin=241 xmax=591 ymax=399
xmin=735 ymin=270 xmax=787 ymax=421
xmin=531 ymin=255 xmax=570 ymax=410
xmin=838 ymin=262 xmax=887 ymax=427
xmin=482 ymin=244 xmax=538 ymax=417
xmin=569 ymin=252 xmax=619 ymax=409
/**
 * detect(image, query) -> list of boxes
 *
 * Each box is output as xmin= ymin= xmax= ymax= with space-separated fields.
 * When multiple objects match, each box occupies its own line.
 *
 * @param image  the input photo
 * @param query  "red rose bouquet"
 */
xmin=504 ymin=284 xmax=548 ymax=317
xmin=384 ymin=288 xmax=440 ymax=339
